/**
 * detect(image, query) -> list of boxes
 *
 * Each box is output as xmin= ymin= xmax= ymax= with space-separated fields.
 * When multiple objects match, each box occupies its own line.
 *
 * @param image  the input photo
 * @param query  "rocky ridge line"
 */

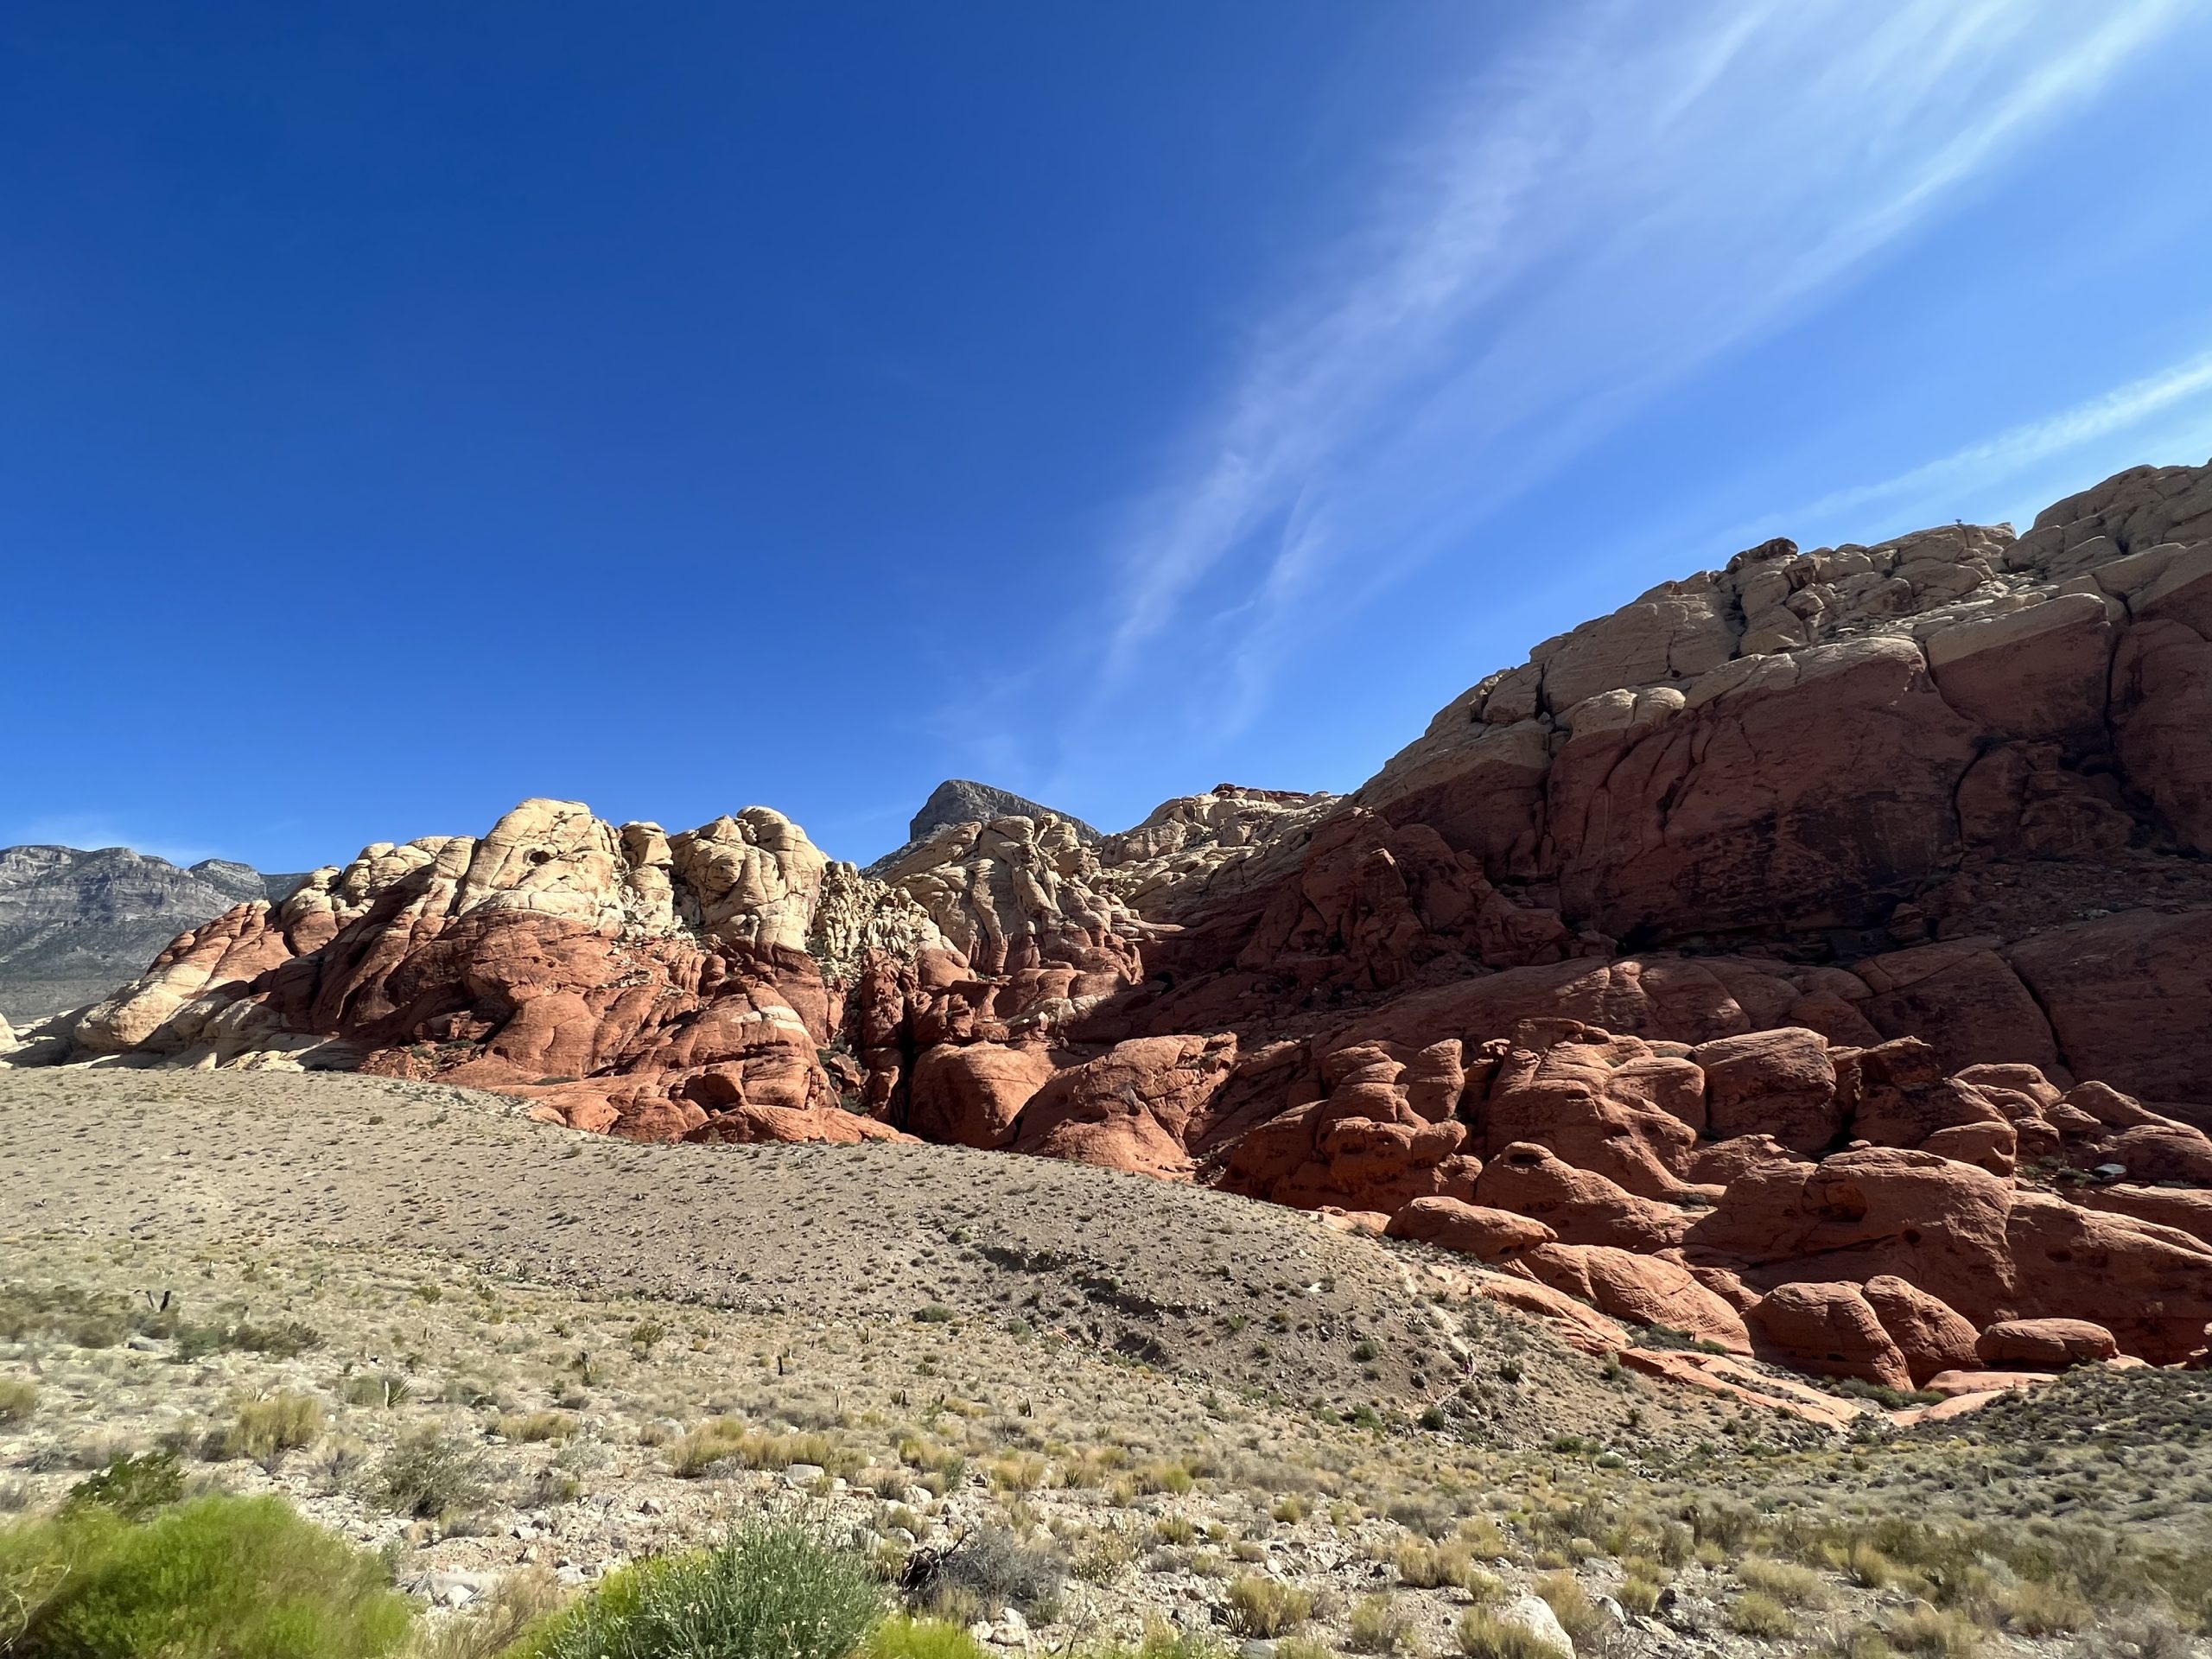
xmin=0 ymin=844 xmax=305 ymax=1020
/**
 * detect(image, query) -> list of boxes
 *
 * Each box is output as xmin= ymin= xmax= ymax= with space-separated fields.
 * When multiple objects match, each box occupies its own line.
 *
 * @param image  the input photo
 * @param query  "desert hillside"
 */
xmin=12 ymin=458 xmax=2212 ymax=1407
xmin=5 ymin=1066 xmax=2211 ymax=1655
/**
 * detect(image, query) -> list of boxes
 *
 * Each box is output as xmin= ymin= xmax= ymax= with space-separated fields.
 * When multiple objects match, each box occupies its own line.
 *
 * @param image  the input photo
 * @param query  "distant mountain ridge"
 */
xmin=864 ymin=779 xmax=1098 ymax=875
xmin=0 ymin=844 xmax=304 ymax=1020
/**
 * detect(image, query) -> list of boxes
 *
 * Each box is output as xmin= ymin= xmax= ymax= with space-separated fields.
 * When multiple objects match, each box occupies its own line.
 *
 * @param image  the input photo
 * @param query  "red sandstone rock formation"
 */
xmin=21 ymin=458 xmax=2212 ymax=1395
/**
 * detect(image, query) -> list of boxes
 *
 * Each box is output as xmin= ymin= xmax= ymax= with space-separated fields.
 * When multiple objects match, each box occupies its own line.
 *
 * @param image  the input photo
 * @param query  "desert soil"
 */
xmin=4 ymin=1069 xmax=2209 ymax=1656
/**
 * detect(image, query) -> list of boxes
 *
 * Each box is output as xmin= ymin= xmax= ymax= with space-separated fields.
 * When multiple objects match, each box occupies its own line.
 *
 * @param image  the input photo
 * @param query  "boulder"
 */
xmin=1976 ymin=1318 xmax=2120 ymax=1370
xmin=1691 ymin=1027 xmax=1840 ymax=1155
xmin=1478 ymin=1024 xmax=1703 ymax=1198
xmin=1010 ymin=1034 xmax=1236 ymax=1178
xmin=1746 ymin=1281 xmax=1913 ymax=1391
xmin=1510 ymin=1243 xmax=1751 ymax=1353
xmin=908 ymin=1042 xmax=1058 ymax=1149
xmin=1862 ymin=1275 xmax=1981 ymax=1385
xmin=1472 ymin=1272 xmax=1631 ymax=1357
xmin=1385 ymin=1198 xmax=1555 ymax=1262
xmin=1472 ymin=1142 xmax=1697 ymax=1250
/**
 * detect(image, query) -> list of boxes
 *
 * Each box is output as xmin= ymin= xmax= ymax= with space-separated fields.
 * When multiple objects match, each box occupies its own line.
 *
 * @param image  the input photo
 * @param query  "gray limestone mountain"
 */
xmin=863 ymin=778 xmax=1100 ymax=875
xmin=0 ymin=844 xmax=305 ymax=1020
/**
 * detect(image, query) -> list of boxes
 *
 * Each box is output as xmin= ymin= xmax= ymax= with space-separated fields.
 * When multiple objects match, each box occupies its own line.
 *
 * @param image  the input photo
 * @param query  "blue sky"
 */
xmin=6 ymin=3 xmax=2212 ymax=872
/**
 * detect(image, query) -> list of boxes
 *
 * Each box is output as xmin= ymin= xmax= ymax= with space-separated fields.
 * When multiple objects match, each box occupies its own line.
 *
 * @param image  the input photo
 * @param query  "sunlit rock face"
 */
xmin=25 ymin=460 xmax=2212 ymax=1377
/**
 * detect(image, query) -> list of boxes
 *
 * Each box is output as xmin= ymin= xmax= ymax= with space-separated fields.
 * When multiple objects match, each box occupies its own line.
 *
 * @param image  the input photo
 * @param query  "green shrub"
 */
xmin=986 ymin=1453 xmax=1046 ymax=1494
xmin=496 ymin=1411 xmax=579 ymax=1445
xmin=1224 ymin=1574 xmax=1313 ymax=1637
xmin=507 ymin=1518 xmax=880 ymax=1659
xmin=861 ymin=1614 xmax=989 ymax=1659
xmin=1072 ymin=1624 xmax=1228 ymax=1659
xmin=1072 ymin=1522 xmax=1137 ymax=1585
xmin=1831 ymin=1630 xmax=1897 ymax=1659
xmin=342 ymin=1371 xmax=413 ymax=1408
xmin=671 ymin=1417 xmax=859 ymax=1480
xmin=1135 ymin=1461 xmax=1195 ymax=1496
xmin=0 ymin=1503 xmax=124 ymax=1642
xmin=0 ymin=1378 xmax=37 ymax=1425
xmin=371 ymin=1427 xmax=491 ymax=1520
xmin=67 ymin=1451 xmax=183 ymax=1521
xmin=1844 ymin=1541 xmax=1895 ymax=1589
xmin=172 ymin=1318 xmax=321 ymax=1361
xmin=1618 ymin=1573 xmax=1662 ymax=1616
xmin=1995 ymin=1577 xmax=2087 ymax=1635
xmin=1 ymin=1493 xmax=410 ymax=1657
xmin=1455 ymin=1608 xmax=1568 ymax=1659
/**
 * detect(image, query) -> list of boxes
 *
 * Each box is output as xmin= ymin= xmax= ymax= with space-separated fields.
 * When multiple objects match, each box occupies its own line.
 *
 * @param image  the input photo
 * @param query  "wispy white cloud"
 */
xmin=1761 ymin=345 xmax=2212 ymax=540
xmin=1083 ymin=0 xmax=2191 ymax=740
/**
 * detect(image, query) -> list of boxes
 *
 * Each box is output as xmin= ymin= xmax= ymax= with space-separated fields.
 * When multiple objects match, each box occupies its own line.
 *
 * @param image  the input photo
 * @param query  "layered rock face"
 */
xmin=0 ymin=845 xmax=304 ymax=1020
xmin=17 ymin=458 xmax=2212 ymax=1384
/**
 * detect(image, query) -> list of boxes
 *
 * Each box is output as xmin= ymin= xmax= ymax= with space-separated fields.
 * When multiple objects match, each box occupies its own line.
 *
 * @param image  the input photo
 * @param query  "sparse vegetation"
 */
xmin=860 ymin=1614 xmax=988 ymax=1659
xmin=1885 ymin=1605 xmax=1982 ymax=1656
xmin=370 ymin=1427 xmax=491 ymax=1520
xmin=508 ymin=1519 xmax=880 ymax=1659
xmin=413 ymin=1566 xmax=565 ymax=1659
xmin=0 ymin=1493 xmax=411 ymax=1657
xmin=1532 ymin=1571 xmax=1604 ymax=1649
xmin=11 ymin=1071 xmax=2212 ymax=1659
xmin=1738 ymin=1554 xmax=1829 ymax=1607
xmin=1730 ymin=1590 xmax=1796 ymax=1637
xmin=0 ymin=1379 xmax=36 ymax=1426
xmin=66 ymin=1451 xmax=183 ymax=1520
xmin=221 ymin=1391 xmax=327 ymax=1465
xmin=1347 ymin=1592 xmax=1417 ymax=1654
xmin=1456 ymin=1608 xmax=1567 ymax=1659
xmin=1394 ymin=1535 xmax=1474 ymax=1588
xmin=906 ymin=1526 xmax=1066 ymax=1622
xmin=1224 ymin=1573 xmax=1314 ymax=1637
xmin=670 ymin=1417 xmax=859 ymax=1480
